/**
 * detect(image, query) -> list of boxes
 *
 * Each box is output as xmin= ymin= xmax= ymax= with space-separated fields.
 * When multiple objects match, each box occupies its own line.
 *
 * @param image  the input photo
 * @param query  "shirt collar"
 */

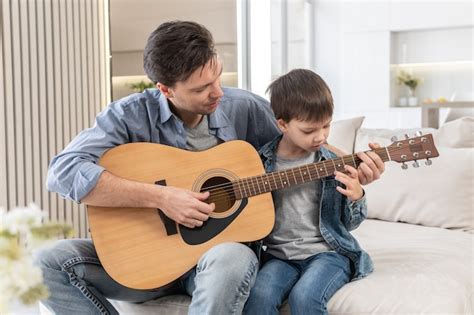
xmin=208 ymin=106 xmax=229 ymax=129
xmin=158 ymin=93 xmax=173 ymax=124
xmin=158 ymin=92 xmax=229 ymax=129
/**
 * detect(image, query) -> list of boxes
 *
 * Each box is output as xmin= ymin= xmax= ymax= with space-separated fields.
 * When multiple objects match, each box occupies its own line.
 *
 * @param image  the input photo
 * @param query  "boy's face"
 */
xmin=277 ymin=116 xmax=332 ymax=153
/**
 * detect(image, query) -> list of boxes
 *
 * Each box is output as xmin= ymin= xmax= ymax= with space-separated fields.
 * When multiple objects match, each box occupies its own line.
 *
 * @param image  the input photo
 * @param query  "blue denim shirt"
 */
xmin=47 ymin=87 xmax=280 ymax=202
xmin=259 ymin=135 xmax=374 ymax=280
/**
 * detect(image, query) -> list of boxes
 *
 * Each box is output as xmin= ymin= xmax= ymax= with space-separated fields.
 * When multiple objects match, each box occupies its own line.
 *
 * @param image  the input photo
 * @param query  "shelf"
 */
xmin=420 ymin=101 xmax=474 ymax=109
xmin=390 ymin=60 xmax=473 ymax=68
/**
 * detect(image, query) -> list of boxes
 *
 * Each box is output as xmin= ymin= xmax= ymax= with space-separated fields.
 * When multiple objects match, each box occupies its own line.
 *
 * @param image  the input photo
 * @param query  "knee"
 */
xmin=34 ymin=239 xmax=90 ymax=271
xmin=34 ymin=239 xmax=70 ymax=270
xmin=197 ymin=242 xmax=258 ymax=285
xmin=199 ymin=242 xmax=257 ymax=272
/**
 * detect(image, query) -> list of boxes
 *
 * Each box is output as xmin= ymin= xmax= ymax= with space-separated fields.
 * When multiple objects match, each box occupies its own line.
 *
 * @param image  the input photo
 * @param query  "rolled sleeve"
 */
xmin=344 ymin=192 xmax=368 ymax=231
xmin=46 ymin=100 xmax=133 ymax=203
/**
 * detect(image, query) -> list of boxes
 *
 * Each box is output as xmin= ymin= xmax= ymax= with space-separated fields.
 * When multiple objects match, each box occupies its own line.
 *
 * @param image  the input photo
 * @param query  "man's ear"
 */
xmin=276 ymin=118 xmax=288 ymax=132
xmin=157 ymin=83 xmax=173 ymax=98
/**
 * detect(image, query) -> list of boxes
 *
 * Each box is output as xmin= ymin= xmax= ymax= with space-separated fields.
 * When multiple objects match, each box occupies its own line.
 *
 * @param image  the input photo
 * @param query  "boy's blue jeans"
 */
xmin=244 ymin=251 xmax=352 ymax=315
xmin=35 ymin=239 xmax=258 ymax=315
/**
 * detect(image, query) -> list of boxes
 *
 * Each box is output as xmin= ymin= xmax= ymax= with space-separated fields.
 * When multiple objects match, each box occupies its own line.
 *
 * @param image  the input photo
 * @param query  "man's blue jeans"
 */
xmin=244 ymin=251 xmax=352 ymax=315
xmin=35 ymin=239 xmax=258 ymax=315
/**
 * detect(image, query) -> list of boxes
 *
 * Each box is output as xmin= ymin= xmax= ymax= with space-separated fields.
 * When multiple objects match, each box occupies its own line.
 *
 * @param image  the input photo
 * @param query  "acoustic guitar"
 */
xmin=87 ymin=134 xmax=439 ymax=290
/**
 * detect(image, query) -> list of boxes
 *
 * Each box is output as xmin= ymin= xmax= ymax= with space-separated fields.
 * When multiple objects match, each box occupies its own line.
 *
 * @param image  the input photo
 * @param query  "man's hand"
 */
xmin=157 ymin=186 xmax=215 ymax=229
xmin=356 ymin=143 xmax=385 ymax=185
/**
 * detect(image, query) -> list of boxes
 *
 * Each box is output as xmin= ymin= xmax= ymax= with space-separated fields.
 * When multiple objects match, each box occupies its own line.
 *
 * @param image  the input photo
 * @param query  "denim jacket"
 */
xmin=257 ymin=135 xmax=373 ymax=281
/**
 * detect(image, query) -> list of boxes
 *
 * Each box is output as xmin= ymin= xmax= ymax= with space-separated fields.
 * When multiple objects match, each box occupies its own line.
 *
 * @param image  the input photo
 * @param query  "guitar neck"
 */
xmin=233 ymin=147 xmax=390 ymax=199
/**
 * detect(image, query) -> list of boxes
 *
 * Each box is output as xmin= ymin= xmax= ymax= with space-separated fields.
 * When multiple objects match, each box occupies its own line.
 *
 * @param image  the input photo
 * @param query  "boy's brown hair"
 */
xmin=267 ymin=69 xmax=334 ymax=122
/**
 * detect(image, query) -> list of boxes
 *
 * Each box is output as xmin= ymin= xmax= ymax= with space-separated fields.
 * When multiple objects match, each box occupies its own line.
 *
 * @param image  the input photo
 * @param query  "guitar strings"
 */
xmin=195 ymin=145 xmax=415 ymax=204
xmin=198 ymin=147 xmax=397 ymax=203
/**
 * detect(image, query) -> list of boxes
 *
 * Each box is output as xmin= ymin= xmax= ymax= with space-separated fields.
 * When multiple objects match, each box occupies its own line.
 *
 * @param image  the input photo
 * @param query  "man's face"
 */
xmin=160 ymin=58 xmax=224 ymax=117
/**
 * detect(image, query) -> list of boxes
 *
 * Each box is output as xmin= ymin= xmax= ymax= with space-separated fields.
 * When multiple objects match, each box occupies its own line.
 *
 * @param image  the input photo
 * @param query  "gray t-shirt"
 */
xmin=185 ymin=115 xmax=220 ymax=151
xmin=265 ymin=151 xmax=331 ymax=260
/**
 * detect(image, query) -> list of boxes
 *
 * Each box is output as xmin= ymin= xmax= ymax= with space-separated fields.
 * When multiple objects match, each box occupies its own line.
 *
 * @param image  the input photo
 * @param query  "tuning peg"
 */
xmin=416 ymin=131 xmax=423 ymax=136
xmin=401 ymin=162 xmax=408 ymax=170
xmin=391 ymin=136 xmax=398 ymax=142
xmin=412 ymin=161 xmax=420 ymax=168
xmin=425 ymin=159 xmax=432 ymax=166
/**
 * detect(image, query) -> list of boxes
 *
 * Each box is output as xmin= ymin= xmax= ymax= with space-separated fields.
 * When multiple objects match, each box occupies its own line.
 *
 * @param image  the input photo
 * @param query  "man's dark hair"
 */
xmin=267 ymin=69 xmax=334 ymax=122
xmin=144 ymin=20 xmax=217 ymax=86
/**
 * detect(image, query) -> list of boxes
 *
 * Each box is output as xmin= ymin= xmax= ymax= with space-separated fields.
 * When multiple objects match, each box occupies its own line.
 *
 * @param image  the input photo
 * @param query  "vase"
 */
xmin=407 ymin=87 xmax=418 ymax=106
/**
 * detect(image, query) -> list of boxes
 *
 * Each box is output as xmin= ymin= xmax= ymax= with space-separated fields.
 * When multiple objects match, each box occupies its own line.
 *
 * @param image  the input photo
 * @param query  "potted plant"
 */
xmin=397 ymin=70 xmax=422 ymax=106
xmin=128 ymin=81 xmax=155 ymax=93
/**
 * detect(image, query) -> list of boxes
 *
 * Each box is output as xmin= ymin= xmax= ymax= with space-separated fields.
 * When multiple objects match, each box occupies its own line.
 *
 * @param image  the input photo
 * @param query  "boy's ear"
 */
xmin=276 ymin=118 xmax=288 ymax=132
xmin=157 ymin=83 xmax=174 ymax=98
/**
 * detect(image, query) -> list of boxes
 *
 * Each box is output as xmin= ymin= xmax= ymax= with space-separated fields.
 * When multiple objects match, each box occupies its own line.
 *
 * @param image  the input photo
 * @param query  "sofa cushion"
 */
xmin=354 ymin=122 xmax=474 ymax=232
xmin=435 ymin=116 xmax=474 ymax=148
xmin=327 ymin=116 xmax=365 ymax=154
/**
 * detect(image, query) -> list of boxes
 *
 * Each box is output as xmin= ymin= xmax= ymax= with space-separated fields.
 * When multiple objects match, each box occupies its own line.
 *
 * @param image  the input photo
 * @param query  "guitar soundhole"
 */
xmin=201 ymin=176 xmax=236 ymax=214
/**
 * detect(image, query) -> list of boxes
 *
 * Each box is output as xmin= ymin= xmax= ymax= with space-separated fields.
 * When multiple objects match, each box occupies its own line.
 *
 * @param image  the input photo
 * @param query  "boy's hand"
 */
xmin=335 ymin=165 xmax=363 ymax=201
xmin=356 ymin=142 xmax=385 ymax=185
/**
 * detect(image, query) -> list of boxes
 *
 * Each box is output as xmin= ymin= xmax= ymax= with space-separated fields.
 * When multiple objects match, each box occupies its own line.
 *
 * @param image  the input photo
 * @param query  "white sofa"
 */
xmin=43 ymin=117 xmax=474 ymax=314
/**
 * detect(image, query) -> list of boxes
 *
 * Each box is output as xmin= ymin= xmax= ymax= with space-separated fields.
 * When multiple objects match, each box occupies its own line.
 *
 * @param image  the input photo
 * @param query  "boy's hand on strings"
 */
xmin=335 ymin=165 xmax=364 ymax=201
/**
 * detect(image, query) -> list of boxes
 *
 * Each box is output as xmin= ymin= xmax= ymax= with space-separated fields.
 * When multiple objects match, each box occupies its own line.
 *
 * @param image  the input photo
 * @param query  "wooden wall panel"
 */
xmin=0 ymin=0 xmax=111 ymax=238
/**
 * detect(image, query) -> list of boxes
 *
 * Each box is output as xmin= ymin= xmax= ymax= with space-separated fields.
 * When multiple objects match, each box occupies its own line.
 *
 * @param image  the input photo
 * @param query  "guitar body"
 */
xmin=87 ymin=141 xmax=275 ymax=290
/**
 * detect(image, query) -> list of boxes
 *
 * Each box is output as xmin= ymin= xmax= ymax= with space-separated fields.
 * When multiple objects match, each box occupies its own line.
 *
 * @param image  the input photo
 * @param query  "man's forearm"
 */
xmin=81 ymin=171 xmax=162 ymax=208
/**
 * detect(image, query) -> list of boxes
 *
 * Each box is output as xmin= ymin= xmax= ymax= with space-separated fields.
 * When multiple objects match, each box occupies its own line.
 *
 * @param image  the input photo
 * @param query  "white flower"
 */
xmin=1 ymin=203 xmax=45 ymax=234
xmin=0 ymin=203 xmax=71 ymax=312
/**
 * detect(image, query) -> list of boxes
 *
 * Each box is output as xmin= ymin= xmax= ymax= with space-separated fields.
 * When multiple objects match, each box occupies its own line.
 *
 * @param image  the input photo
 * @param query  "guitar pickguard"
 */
xmin=179 ymin=198 xmax=248 ymax=245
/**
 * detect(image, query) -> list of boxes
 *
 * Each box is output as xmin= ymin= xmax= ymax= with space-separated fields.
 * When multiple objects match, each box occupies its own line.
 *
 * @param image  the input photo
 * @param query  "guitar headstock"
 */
xmin=387 ymin=133 xmax=439 ymax=169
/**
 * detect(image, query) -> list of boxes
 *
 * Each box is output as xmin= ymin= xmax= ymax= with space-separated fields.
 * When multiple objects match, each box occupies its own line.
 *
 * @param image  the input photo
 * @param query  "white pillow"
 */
xmin=327 ymin=116 xmax=365 ymax=154
xmin=363 ymin=147 xmax=473 ymax=232
xmin=434 ymin=117 xmax=474 ymax=148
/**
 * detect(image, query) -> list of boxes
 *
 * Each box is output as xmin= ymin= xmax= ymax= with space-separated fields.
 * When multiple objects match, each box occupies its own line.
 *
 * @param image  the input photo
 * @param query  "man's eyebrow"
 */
xmin=191 ymin=66 xmax=223 ymax=91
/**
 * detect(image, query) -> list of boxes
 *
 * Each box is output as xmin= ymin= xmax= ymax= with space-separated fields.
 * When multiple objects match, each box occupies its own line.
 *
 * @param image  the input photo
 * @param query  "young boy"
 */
xmin=244 ymin=69 xmax=373 ymax=315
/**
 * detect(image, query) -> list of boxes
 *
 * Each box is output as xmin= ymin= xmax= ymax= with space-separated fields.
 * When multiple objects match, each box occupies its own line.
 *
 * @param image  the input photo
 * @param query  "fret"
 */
xmin=244 ymin=178 xmax=251 ymax=197
xmin=238 ymin=179 xmax=246 ymax=198
xmin=306 ymin=165 xmax=313 ymax=181
xmin=284 ymin=171 xmax=291 ymax=187
xmin=351 ymin=154 xmax=357 ymax=167
xmin=291 ymin=169 xmax=298 ymax=185
xmin=322 ymin=161 xmax=328 ymax=176
xmin=299 ymin=166 xmax=305 ymax=183
xmin=254 ymin=176 xmax=262 ymax=195
xmin=334 ymin=158 xmax=344 ymax=172
xmin=278 ymin=172 xmax=286 ymax=188
xmin=272 ymin=172 xmax=278 ymax=191
xmin=330 ymin=159 xmax=336 ymax=173
xmin=262 ymin=175 xmax=270 ymax=193
xmin=250 ymin=177 xmax=257 ymax=196
xmin=313 ymin=162 xmax=323 ymax=178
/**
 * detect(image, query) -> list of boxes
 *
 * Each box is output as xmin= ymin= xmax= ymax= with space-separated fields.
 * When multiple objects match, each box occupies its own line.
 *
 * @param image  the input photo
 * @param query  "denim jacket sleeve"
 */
xmin=46 ymin=101 xmax=135 ymax=203
xmin=341 ymin=192 xmax=368 ymax=231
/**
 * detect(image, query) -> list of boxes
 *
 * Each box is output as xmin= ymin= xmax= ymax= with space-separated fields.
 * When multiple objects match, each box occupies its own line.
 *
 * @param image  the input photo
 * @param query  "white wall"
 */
xmin=110 ymin=0 xmax=237 ymax=76
xmin=313 ymin=0 xmax=473 ymax=128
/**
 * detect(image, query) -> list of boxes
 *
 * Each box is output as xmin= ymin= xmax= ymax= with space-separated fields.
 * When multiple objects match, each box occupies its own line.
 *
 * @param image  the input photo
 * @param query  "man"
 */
xmin=37 ymin=21 xmax=384 ymax=315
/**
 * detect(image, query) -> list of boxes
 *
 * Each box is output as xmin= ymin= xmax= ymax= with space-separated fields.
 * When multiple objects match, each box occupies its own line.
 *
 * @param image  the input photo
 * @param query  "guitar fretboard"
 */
xmin=232 ymin=147 xmax=390 ymax=199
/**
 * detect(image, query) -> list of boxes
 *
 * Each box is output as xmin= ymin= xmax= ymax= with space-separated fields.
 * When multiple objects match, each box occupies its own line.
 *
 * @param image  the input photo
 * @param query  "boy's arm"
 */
xmin=341 ymin=194 xmax=368 ymax=231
